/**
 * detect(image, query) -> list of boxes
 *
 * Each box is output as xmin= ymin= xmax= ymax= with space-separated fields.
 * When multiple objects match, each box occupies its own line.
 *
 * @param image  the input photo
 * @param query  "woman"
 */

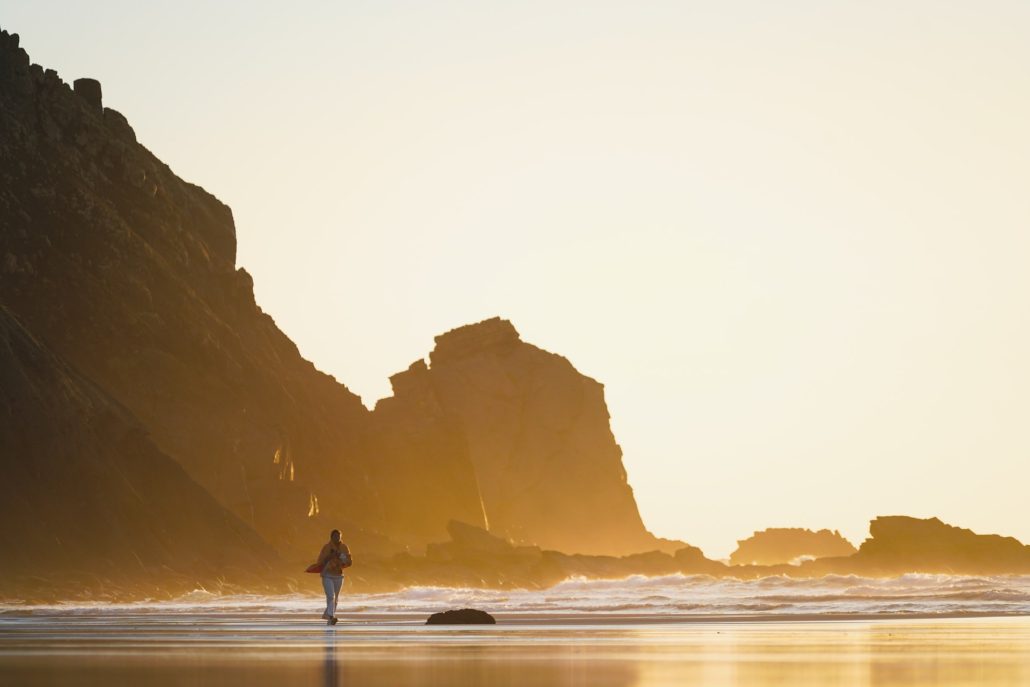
xmin=316 ymin=529 xmax=352 ymax=625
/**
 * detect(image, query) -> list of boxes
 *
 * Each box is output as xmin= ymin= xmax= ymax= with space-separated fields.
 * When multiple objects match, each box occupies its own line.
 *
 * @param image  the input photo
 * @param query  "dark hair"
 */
xmin=330 ymin=529 xmax=341 ymax=539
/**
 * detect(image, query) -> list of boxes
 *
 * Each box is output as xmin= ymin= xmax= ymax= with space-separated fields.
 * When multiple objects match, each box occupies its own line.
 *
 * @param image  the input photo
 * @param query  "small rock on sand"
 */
xmin=425 ymin=609 xmax=496 ymax=625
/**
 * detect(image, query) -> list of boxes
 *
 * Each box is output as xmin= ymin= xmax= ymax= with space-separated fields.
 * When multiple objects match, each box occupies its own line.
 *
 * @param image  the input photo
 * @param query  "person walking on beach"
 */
xmin=315 ymin=529 xmax=352 ymax=626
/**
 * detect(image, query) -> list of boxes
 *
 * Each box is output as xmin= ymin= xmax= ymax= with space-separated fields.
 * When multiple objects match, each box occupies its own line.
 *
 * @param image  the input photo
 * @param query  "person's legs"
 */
xmin=322 ymin=576 xmax=336 ymax=619
xmin=331 ymin=575 xmax=343 ymax=618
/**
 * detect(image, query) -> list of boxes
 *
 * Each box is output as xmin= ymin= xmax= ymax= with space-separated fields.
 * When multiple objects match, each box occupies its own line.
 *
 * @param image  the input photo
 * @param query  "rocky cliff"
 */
xmin=0 ymin=27 xmax=670 ymax=587
xmin=0 ymin=306 xmax=277 ymax=600
xmin=729 ymin=528 xmax=857 ymax=566
xmin=374 ymin=318 xmax=678 ymax=555
xmin=0 ymin=28 xmax=391 ymax=562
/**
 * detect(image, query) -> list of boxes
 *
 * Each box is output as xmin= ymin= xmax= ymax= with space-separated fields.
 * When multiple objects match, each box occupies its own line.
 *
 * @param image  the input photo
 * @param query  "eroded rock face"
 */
xmin=729 ymin=528 xmax=857 ymax=566
xmin=0 ymin=28 xmax=376 ymax=561
xmin=364 ymin=365 xmax=487 ymax=548
xmin=847 ymin=516 xmax=1030 ymax=575
xmin=374 ymin=318 xmax=678 ymax=556
xmin=0 ymin=306 xmax=276 ymax=600
xmin=0 ymin=29 xmax=672 ymax=570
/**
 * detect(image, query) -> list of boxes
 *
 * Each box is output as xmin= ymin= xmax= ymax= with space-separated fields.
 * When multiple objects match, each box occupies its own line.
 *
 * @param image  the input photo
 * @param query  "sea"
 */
xmin=4 ymin=572 xmax=1028 ymax=618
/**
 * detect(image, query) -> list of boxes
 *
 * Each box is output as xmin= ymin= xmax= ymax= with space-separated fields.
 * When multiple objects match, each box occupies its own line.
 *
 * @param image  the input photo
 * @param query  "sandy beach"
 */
xmin=1 ymin=606 xmax=1028 ymax=686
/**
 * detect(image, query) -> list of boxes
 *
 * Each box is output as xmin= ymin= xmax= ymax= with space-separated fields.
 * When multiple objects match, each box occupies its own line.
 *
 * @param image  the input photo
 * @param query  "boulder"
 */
xmin=426 ymin=609 xmax=496 ymax=625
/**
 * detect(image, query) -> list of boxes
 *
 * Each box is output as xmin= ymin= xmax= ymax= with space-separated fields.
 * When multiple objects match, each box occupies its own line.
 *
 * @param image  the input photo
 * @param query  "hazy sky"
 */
xmin=7 ymin=1 xmax=1030 ymax=557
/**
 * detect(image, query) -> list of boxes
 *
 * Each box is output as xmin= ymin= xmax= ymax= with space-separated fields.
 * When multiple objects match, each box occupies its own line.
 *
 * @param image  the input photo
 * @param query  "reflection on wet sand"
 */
xmin=0 ymin=611 xmax=1027 ymax=686
xmin=323 ymin=637 xmax=337 ymax=687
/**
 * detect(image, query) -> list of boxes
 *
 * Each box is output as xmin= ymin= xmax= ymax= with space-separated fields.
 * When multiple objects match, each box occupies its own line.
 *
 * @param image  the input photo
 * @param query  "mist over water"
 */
xmin=6 ymin=574 xmax=1029 ymax=619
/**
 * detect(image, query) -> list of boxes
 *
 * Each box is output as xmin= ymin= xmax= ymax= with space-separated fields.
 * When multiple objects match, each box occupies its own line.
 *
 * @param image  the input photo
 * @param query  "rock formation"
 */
xmin=807 ymin=516 xmax=1030 ymax=576
xmin=0 ymin=27 xmax=432 ymax=563
xmin=373 ymin=318 xmax=679 ymax=555
xmin=729 ymin=528 xmax=857 ymax=566
xmin=0 ymin=26 xmax=675 ymax=595
xmin=363 ymin=371 xmax=488 ymax=548
xmin=0 ymin=306 xmax=277 ymax=600
xmin=11 ymin=27 xmax=1029 ymax=600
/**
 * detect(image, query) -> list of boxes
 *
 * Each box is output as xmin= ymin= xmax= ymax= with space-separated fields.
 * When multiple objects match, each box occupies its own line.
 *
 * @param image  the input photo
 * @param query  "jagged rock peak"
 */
xmin=866 ymin=515 xmax=1026 ymax=548
xmin=0 ymin=27 xmax=233 ymax=270
xmin=73 ymin=77 xmax=102 ymax=110
xmin=430 ymin=317 xmax=521 ymax=366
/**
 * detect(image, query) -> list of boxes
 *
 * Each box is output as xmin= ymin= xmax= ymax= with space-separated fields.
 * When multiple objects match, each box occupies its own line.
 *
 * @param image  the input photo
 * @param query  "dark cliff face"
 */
xmin=374 ymin=318 xmax=675 ymax=556
xmin=729 ymin=528 xmax=857 ymax=566
xmin=0 ymin=306 xmax=276 ymax=599
xmin=366 ymin=366 xmax=489 ymax=547
xmin=0 ymin=28 xmax=380 ymax=560
xmin=0 ymin=27 xmax=670 ymax=576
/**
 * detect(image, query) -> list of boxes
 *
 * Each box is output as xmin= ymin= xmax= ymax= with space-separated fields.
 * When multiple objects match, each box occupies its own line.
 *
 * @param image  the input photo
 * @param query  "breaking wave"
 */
xmin=5 ymin=573 xmax=1029 ymax=618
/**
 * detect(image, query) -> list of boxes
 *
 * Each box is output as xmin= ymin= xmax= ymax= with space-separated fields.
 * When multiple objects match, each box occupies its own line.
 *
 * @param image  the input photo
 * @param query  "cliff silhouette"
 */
xmin=799 ymin=516 xmax=1030 ymax=576
xmin=374 ymin=318 xmax=678 ymax=554
xmin=0 ymin=27 xmax=670 ymax=596
xmin=2 ymin=28 xmax=1029 ymax=600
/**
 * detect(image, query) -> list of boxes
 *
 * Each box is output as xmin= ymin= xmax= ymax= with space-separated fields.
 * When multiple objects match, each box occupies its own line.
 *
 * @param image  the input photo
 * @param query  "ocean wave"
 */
xmin=3 ymin=573 xmax=1030 ymax=617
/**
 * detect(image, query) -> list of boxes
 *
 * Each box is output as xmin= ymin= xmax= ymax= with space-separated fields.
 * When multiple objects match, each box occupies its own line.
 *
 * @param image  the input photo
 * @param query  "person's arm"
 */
xmin=341 ymin=544 xmax=353 ymax=568
xmin=316 ymin=543 xmax=332 ymax=567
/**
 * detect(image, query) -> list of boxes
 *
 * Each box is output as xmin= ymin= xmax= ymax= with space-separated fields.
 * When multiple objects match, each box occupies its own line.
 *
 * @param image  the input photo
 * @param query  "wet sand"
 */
xmin=1 ymin=610 xmax=1028 ymax=686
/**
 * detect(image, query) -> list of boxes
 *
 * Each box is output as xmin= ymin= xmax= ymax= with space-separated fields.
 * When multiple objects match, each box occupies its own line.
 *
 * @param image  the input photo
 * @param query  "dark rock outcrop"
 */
xmin=373 ymin=318 xmax=680 ymax=556
xmin=0 ymin=27 xmax=387 ymax=562
xmin=0 ymin=306 xmax=278 ymax=600
xmin=729 ymin=528 xmax=857 ymax=566
xmin=820 ymin=516 xmax=1030 ymax=575
xmin=426 ymin=608 xmax=496 ymax=625
xmin=72 ymin=77 xmax=101 ymax=111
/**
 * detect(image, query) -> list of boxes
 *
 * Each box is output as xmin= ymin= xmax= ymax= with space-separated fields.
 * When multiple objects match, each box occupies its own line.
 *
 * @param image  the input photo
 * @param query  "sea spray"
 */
xmin=3 ymin=573 xmax=1028 ymax=618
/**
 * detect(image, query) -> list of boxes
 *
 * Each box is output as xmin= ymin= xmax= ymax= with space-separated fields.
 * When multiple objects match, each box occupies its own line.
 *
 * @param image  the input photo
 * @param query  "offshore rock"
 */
xmin=730 ymin=528 xmax=857 ymax=566
xmin=850 ymin=516 xmax=1030 ymax=574
xmin=799 ymin=516 xmax=1030 ymax=576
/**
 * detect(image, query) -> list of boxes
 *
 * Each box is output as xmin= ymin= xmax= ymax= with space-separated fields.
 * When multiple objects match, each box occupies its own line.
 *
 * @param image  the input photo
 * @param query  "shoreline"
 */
xmin=2 ymin=607 xmax=1029 ymax=626
xmin=2 ymin=614 xmax=1028 ymax=686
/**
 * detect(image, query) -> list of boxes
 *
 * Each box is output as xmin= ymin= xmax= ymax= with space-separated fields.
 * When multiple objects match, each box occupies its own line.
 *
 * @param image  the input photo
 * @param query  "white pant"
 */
xmin=322 ymin=575 xmax=343 ymax=618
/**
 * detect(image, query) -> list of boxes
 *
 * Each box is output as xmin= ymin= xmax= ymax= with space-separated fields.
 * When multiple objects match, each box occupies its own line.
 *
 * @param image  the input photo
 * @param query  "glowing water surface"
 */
xmin=1 ymin=575 xmax=1029 ymax=686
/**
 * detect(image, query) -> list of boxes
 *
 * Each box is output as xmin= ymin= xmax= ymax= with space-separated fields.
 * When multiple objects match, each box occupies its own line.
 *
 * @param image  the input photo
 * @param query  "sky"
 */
xmin=5 ymin=1 xmax=1030 ymax=557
